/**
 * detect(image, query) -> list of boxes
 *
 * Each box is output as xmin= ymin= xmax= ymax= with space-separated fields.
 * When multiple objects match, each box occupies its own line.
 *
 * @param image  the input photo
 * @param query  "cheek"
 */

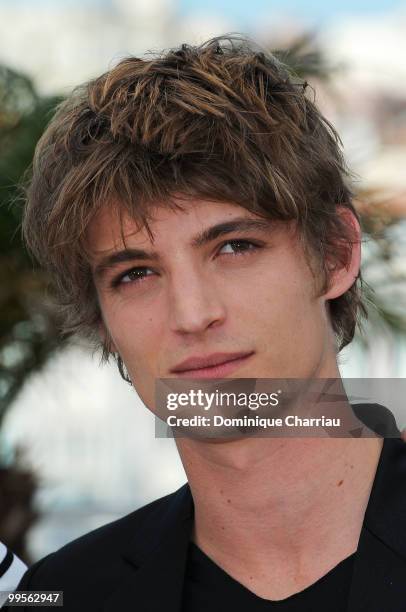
xmin=230 ymin=259 xmax=327 ymax=358
xmin=231 ymin=257 xmax=318 ymax=322
xmin=101 ymin=298 xmax=163 ymax=367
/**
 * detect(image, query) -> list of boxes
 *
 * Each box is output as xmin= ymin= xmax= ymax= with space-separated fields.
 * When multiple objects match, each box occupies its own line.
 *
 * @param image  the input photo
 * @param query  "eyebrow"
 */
xmin=92 ymin=217 xmax=273 ymax=281
xmin=191 ymin=217 xmax=273 ymax=247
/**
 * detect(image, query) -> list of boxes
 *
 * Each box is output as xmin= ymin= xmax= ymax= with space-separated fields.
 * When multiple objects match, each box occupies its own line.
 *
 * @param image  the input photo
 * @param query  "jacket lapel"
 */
xmin=347 ymin=437 xmax=406 ymax=611
xmin=347 ymin=526 xmax=406 ymax=612
xmin=103 ymin=484 xmax=194 ymax=612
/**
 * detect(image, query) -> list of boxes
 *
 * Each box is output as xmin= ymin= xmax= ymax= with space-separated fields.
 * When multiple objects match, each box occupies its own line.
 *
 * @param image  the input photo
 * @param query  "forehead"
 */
xmin=85 ymin=198 xmax=288 ymax=255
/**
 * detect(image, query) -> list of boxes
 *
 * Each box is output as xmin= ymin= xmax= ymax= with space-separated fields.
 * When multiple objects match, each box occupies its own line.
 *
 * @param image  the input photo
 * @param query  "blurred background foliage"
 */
xmin=0 ymin=36 xmax=405 ymax=560
xmin=0 ymin=67 xmax=62 ymax=425
xmin=0 ymin=67 xmax=62 ymax=559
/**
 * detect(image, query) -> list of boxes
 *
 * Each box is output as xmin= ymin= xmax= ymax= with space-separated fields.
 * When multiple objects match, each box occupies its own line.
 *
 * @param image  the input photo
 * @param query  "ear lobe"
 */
xmin=322 ymin=207 xmax=362 ymax=301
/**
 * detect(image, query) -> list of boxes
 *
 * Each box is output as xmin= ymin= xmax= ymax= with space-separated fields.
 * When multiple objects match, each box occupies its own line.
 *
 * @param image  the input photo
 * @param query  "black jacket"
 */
xmin=11 ymin=406 xmax=406 ymax=611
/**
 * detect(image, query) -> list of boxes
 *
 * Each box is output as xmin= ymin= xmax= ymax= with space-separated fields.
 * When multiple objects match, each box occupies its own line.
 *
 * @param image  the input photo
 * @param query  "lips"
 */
xmin=170 ymin=351 xmax=254 ymax=378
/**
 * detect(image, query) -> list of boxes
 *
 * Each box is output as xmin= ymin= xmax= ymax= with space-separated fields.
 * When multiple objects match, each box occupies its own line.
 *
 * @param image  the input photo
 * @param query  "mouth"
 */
xmin=170 ymin=351 xmax=255 ymax=379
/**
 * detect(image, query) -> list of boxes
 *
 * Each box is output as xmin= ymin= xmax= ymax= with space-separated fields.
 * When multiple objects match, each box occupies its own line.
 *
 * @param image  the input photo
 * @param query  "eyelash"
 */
xmin=111 ymin=239 xmax=261 ymax=288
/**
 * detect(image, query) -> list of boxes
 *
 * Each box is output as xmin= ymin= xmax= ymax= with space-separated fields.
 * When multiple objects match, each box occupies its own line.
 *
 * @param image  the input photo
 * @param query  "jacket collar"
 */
xmin=103 ymin=484 xmax=194 ymax=612
xmin=347 ymin=436 xmax=406 ymax=611
xmin=104 ymin=435 xmax=406 ymax=612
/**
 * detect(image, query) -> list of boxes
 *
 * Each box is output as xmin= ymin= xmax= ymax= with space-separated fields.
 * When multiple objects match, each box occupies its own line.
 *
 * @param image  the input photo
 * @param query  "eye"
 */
xmin=218 ymin=239 xmax=259 ymax=256
xmin=112 ymin=267 xmax=155 ymax=287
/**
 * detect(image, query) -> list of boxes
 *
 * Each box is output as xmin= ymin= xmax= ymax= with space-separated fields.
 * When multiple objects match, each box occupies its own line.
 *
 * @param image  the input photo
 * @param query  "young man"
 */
xmin=12 ymin=36 xmax=405 ymax=611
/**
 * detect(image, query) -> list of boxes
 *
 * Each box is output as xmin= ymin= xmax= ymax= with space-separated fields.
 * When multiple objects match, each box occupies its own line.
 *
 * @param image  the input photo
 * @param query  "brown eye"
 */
xmin=113 ymin=267 xmax=154 ymax=287
xmin=218 ymin=240 xmax=258 ymax=255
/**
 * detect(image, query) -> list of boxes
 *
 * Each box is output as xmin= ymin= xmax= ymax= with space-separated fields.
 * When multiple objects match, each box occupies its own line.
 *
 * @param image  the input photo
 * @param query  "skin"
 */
xmin=88 ymin=196 xmax=384 ymax=600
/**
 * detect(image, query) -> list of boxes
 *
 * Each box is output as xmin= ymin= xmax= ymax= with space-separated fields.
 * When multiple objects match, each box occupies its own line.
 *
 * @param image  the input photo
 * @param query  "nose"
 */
xmin=168 ymin=266 xmax=226 ymax=335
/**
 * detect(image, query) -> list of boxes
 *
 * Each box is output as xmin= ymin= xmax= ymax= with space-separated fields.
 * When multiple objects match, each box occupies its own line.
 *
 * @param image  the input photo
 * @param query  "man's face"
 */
xmin=88 ymin=197 xmax=337 ymax=411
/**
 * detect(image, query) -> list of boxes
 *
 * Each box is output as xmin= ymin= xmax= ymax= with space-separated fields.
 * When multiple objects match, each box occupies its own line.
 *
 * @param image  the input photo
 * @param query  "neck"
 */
xmin=176 ymin=423 xmax=383 ymax=598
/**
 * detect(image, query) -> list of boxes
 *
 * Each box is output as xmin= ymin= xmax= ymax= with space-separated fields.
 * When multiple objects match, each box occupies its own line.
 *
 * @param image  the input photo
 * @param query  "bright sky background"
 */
xmin=179 ymin=0 xmax=403 ymax=27
xmin=3 ymin=0 xmax=404 ymax=26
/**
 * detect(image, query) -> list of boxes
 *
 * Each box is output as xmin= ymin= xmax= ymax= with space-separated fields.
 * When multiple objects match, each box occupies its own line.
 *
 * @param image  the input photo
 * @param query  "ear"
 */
xmin=322 ymin=206 xmax=361 ymax=301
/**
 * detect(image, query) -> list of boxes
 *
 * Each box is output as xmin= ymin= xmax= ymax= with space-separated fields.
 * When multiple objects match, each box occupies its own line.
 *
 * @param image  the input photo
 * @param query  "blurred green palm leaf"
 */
xmin=0 ymin=66 xmax=63 ymax=426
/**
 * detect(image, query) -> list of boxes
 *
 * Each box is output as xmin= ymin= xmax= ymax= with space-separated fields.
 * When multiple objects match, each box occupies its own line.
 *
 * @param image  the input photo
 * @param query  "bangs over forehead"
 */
xmin=31 ymin=36 xmax=346 ymax=256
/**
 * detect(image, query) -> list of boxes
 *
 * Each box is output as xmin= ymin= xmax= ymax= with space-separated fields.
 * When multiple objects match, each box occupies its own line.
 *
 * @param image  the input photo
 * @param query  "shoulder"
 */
xmin=0 ymin=543 xmax=27 ymax=591
xmin=364 ymin=437 xmax=406 ymax=548
xmin=352 ymin=402 xmax=401 ymax=437
xmin=17 ymin=485 xmax=187 ymax=594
